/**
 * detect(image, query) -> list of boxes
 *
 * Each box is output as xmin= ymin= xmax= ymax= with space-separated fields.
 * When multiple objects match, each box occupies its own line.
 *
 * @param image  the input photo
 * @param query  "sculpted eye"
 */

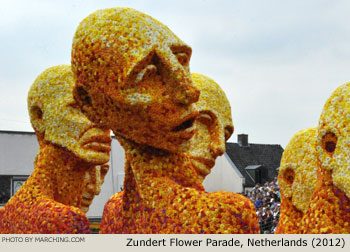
xmin=197 ymin=112 xmax=215 ymax=127
xmin=135 ymin=64 xmax=158 ymax=84
xmin=100 ymin=164 xmax=109 ymax=177
xmin=282 ymin=167 xmax=295 ymax=185
xmin=30 ymin=105 xmax=43 ymax=120
xmin=175 ymin=52 xmax=189 ymax=66
xmin=76 ymin=86 xmax=92 ymax=106
xmin=171 ymin=45 xmax=191 ymax=67
xmin=321 ymin=132 xmax=337 ymax=155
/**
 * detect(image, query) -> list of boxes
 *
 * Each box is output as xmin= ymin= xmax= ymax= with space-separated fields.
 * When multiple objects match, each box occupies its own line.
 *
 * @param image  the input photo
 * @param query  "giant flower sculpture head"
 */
xmin=185 ymin=73 xmax=233 ymax=180
xmin=278 ymin=127 xmax=317 ymax=213
xmin=316 ymin=83 xmax=350 ymax=199
xmin=72 ymin=7 xmax=200 ymax=153
xmin=28 ymin=64 xmax=111 ymax=165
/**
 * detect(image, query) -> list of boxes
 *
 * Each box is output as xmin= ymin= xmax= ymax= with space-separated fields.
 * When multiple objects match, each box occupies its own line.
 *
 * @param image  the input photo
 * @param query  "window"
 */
xmin=0 ymin=175 xmax=29 ymax=206
xmin=0 ymin=176 xmax=11 ymax=205
xmin=12 ymin=177 xmax=28 ymax=195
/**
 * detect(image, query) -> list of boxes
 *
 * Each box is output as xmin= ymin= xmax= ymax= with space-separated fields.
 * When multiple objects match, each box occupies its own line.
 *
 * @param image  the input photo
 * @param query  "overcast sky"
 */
xmin=1 ymin=0 xmax=350 ymax=147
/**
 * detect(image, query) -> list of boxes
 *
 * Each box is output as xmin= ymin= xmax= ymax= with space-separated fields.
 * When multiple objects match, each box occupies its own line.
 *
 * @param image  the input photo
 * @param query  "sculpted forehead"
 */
xmin=28 ymin=65 xmax=74 ymax=109
xmin=73 ymin=7 xmax=180 ymax=44
xmin=318 ymin=83 xmax=350 ymax=131
xmin=278 ymin=127 xmax=317 ymax=213
xmin=191 ymin=73 xmax=232 ymax=127
xmin=72 ymin=7 xmax=185 ymax=87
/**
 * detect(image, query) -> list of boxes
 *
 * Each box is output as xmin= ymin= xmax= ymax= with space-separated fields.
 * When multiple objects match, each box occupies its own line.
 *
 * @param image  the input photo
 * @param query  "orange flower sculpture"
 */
xmin=0 ymin=65 xmax=111 ymax=234
xmin=99 ymin=73 xmax=259 ymax=233
xmin=275 ymin=127 xmax=317 ymax=233
xmin=300 ymin=83 xmax=350 ymax=233
xmin=72 ymin=7 xmax=199 ymax=154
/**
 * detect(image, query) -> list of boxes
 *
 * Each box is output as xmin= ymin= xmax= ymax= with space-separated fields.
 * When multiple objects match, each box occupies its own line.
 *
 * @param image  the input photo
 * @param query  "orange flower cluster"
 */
xmin=0 ymin=65 xmax=111 ymax=233
xmin=100 ymin=73 xmax=259 ymax=234
xmin=300 ymin=169 xmax=350 ymax=233
xmin=276 ymin=127 xmax=317 ymax=233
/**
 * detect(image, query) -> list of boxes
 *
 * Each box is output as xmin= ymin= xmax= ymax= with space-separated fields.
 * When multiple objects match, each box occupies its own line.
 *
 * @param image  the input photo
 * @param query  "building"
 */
xmin=0 ymin=131 xmax=283 ymax=220
xmin=225 ymin=134 xmax=284 ymax=190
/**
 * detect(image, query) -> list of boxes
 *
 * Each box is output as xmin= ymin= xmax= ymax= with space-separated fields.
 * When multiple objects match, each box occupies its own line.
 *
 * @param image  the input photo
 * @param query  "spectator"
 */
xmin=244 ymin=177 xmax=280 ymax=233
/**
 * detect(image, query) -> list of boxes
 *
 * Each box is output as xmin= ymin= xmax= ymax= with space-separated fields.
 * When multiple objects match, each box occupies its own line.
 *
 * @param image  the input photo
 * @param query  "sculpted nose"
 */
xmin=210 ymin=133 xmax=226 ymax=158
xmin=155 ymin=48 xmax=200 ymax=105
xmin=94 ymin=184 xmax=101 ymax=195
xmin=94 ymin=166 xmax=102 ymax=195
xmin=175 ymin=82 xmax=200 ymax=105
xmin=172 ymin=70 xmax=200 ymax=105
xmin=85 ymin=166 xmax=102 ymax=195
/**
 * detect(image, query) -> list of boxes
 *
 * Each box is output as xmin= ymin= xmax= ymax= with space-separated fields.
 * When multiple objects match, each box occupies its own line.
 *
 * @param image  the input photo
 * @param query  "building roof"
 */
xmin=0 ymin=130 xmax=35 ymax=135
xmin=225 ymin=142 xmax=284 ymax=188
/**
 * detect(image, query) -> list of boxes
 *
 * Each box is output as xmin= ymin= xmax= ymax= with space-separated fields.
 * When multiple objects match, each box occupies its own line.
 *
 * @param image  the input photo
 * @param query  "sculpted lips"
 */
xmin=80 ymin=129 xmax=111 ymax=153
xmin=171 ymin=114 xmax=197 ymax=142
xmin=172 ymin=113 xmax=197 ymax=133
xmin=80 ymin=193 xmax=94 ymax=213
xmin=81 ymin=192 xmax=94 ymax=206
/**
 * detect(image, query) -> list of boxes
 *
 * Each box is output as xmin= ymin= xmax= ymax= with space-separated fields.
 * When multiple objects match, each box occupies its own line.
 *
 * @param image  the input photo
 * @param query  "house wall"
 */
xmin=203 ymin=153 xmax=244 ymax=193
xmin=0 ymin=132 xmax=38 ymax=176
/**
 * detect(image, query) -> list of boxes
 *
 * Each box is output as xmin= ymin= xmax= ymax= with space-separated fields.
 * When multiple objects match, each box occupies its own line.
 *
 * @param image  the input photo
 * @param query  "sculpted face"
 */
xmin=81 ymin=164 xmax=109 ymax=213
xmin=278 ymin=127 xmax=317 ymax=213
xmin=185 ymin=73 xmax=233 ymax=180
xmin=316 ymin=83 xmax=350 ymax=199
xmin=72 ymin=8 xmax=199 ymax=152
xmin=28 ymin=65 xmax=111 ymax=165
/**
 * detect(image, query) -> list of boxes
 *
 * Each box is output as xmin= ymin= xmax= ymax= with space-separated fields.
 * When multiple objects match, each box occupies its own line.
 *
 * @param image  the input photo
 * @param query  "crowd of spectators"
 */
xmin=243 ymin=178 xmax=281 ymax=234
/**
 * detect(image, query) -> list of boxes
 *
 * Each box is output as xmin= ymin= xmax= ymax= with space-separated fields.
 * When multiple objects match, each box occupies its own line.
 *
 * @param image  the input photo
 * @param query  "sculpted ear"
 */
xmin=29 ymin=103 xmax=45 ymax=135
xmin=278 ymin=164 xmax=294 ymax=199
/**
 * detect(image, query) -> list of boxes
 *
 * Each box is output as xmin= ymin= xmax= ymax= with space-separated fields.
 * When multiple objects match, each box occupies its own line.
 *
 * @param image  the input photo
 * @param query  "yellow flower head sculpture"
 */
xmin=316 ymin=83 xmax=350 ymax=198
xmin=300 ymin=83 xmax=350 ymax=234
xmin=0 ymin=65 xmax=111 ymax=234
xmin=72 ymin=7 xmax=200 ymax=152
xmin=185 ymin=73 xmax=233 ymax=179
xmin=276 ymin=127 xmax=317 ymax=233
xmin=28 ymin=65 xmax=111 ymax=165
